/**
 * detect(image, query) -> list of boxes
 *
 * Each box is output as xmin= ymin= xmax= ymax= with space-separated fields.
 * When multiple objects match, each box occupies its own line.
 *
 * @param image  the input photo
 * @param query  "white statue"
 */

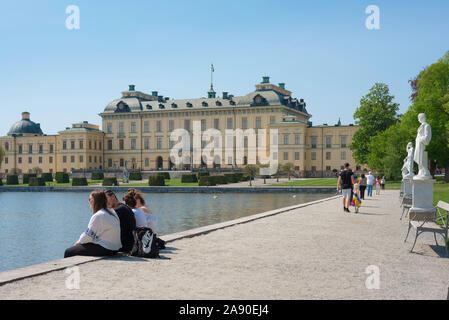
xmin=402 ymin=142 xmax=414 ymax=179
xmin=413 ymin=113 xmax=432 ymax=180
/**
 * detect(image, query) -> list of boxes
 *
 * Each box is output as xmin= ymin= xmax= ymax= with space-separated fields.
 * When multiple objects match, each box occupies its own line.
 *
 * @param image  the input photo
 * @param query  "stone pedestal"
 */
xmin=408 ymin=179 xmax=436 ymax=221
xmin=402 ymin=178 xmax=413 ymax=199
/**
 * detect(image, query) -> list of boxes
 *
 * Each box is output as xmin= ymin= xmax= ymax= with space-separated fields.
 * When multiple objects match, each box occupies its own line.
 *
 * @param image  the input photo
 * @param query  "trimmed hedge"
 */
xmin=55 ymin=172 xmax=69 ymax=183
xmin=149 ymin=175 xmax=165 ymax=186
xmin=41 ymin=173 xmax=53 ymax=182
xmin=91 ymin=171 xmax=104 ymax=180
xmin=72 ymin=177 xmax=88 ymax=186
xmin=23 ymin=173 xmax=37 ymax=184
xmin=199 ymin=176 xmax=216 ymax=186
xmin=0 ymin=179 xmax=3 ymax=186
xmin=211 ymin=175 xmax=227 ymax=185
xmin=198 ymin=171 xmax=210 ymax=178
xmin=224 ymin=173 xmax=238 ymax=183
xmin=157 ymin=172 xmax=170 ymax=180
xmin=29 ymin=177 xmax=46 ymax=186
xmin=7 ymin=175 xmax=19 ymax=185
xmin=129 ymin=171 xmax=142 ymax=181
xmin=181 ymin=174 xmax=198 ymax=183
xmin=102 ymin=177 xmax=119 ymax=186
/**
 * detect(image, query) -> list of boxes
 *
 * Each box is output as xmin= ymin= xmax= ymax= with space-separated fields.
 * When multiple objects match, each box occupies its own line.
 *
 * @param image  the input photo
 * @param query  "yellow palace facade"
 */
xmin=1 ymin=77 xmax=359 ymax=177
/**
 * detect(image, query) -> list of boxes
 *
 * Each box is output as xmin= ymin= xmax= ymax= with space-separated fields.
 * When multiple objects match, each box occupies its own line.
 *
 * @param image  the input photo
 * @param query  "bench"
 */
xmin=400 ymin=196 xmax=412 ymax=220
xmin=404 ymin=200 xmax=449 ymax=255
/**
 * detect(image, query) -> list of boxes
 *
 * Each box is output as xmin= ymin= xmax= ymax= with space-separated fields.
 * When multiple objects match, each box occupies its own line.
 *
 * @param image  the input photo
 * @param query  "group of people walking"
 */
xmin=64 ymin=188 xmax=157 ymax=258
xmin=337 ymin=162 xmax=386 ymax=213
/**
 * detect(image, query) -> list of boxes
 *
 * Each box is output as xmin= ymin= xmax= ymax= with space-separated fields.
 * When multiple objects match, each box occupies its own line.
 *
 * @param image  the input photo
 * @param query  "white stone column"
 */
xmin=409 ymin=179 xmax=436 ymax=220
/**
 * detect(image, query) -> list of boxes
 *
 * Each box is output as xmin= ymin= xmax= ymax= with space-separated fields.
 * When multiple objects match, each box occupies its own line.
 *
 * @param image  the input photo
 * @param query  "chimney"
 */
xmin=152 ymin=91 xmax=158 ymax=97
xmin=278 ymin=83 xmax=285 ymax=89
xmin=128 ymin=85 xmax=135 ymax=91
xmin=261 ymin=76 xmax=270 ymax=84
xmin=222 ymin=92 xmax=228 ymax=99
xmin=22 ymin=112 xmax=30 ymax=120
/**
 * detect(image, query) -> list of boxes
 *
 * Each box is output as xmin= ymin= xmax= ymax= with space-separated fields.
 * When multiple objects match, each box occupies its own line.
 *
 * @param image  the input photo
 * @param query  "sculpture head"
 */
xmin=418 ymin=113 xmax=426 ymax=124
xmin=406 ymin=142 xmax=413 ymax=150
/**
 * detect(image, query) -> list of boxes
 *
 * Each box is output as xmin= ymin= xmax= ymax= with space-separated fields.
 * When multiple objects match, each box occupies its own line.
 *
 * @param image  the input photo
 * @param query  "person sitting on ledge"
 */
xmin=128 ymin=188 xmax=158 ymax=234
xmin=64 ymin=190 xmax=122 ymax=258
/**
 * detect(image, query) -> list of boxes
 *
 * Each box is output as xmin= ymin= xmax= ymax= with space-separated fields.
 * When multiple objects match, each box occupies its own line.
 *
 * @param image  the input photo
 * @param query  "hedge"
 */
xmin=23 ymin=173 xmax=37 ymax=184
xmin=29 ymin=177 xmax=46 ymax=186
xmin=102 ymin=177 xmax=119 ymax=186
xmin=55 ymin=172 xmax=69 ymax=183
xmin=199 ymin=176 xmax=216 ymax=186
xmin=129 ymin=171 xmax=142 ymax=181
xmin=91 ymin=171 xmax=104 ymax=180
xmin=198 ymin=171 xmax=210 ymax=178
xmin=211 ymin=175 xmax=227 ymax=185
xmin=0 ymin=179 xmax=3 ymax=186
xmin=7 ymin=175 xmax=19 ymax=185
xmin=233 ymin=172 xmax=244 ymax=182
xmin=72 ymin=177 xmax=88 ymax=186
xmin=224 ymin=173 xmax=238 ymax=183
xmin=149 ymin=175 xmax=165 ymax=186
xmin=181 ymin=174 xmax=198 ymax=183
xmin=41 ymin=173 xmax=53 ymax=182
xmin=157 ymin=172 xmax=170 ymax=180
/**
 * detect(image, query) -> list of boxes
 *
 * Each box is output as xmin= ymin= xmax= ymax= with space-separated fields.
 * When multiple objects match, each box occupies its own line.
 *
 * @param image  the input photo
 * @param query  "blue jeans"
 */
xmin=367 ymin=185 xmax=373 ymax=196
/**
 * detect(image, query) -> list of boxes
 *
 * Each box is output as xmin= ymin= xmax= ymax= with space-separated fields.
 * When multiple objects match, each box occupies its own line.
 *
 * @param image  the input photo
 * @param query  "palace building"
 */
xmin=1 ymin=76 xmax=359 ymax=177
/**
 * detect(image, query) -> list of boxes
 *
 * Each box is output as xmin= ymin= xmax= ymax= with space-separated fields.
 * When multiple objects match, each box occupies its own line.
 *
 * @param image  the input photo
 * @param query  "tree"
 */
xmin=281 ymin=162 xmax=295 ymax=180
xmin=350 ymin=83 xmax=400 ymax=165
xmin=32 ymin=167 xmax=43 ymax=176
xmin=243 ymin=164 xmax=258 ymax=186
xmin=0 ymin=146 xmax=4 ymax=171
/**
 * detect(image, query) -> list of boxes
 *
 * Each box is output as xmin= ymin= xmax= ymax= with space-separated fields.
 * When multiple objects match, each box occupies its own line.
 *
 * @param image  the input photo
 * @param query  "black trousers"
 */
xmin=360 ymin=186 xmax=367 ymax=199
xmin=64 ymin=243 xmax=118 ymax=258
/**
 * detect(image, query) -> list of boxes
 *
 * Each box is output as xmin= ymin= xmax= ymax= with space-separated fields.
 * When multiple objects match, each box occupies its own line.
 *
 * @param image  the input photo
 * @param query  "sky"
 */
xmin=0 ymin=0 xmax=448 ymax=135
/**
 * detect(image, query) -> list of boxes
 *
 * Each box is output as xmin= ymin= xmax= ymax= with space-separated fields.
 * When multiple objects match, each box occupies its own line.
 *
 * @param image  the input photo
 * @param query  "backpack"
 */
xmin=130 ymin=227 xmax=160 ymax=258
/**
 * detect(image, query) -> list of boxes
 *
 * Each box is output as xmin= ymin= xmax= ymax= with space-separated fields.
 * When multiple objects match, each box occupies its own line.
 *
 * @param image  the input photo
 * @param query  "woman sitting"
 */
xmin=64 ymin=190 xmax=122 ymax=258
xmin=124 ymin=189 xmax=157 ymax=233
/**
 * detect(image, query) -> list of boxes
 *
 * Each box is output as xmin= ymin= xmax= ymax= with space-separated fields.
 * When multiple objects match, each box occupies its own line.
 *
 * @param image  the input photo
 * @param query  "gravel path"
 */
xmin=1 ymin=189 xmax=448 ymax=299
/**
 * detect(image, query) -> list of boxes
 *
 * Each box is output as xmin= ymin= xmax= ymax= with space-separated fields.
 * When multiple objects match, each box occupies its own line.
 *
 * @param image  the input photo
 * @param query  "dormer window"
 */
xmin=171 ymin=103 xmax=178 ymax=108
xmin=252 ymin=94 xmax=267 ymax=106
xmin=186 ymin=102 xmax=193 ymax=108
xmin=229 ymin=100 xmax=235 ymax=106
xmin=159 ymin=104 xmax=165 ymax=109
xmin=216 ymin=100 xmax=222 ymax=106
xmin=146 ymin=104 xmax=152 ymax=110
xmin=115 ymin=101 xmax=131 ymax=113
xmin=202 ymin=101 xmax=208 ymax=107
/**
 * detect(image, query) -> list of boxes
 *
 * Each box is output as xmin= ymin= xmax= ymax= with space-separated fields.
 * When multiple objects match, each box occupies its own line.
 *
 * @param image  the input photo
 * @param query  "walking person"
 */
xmin=366 ymin=171 xmax=375 ymax=197
xmin=64 ymin=190 xmax=121 ymax=258
xmin=381 ymin=176 xmax=386 ymax=190
xmin=359 ymin=173 xmax=367 ymax=200
xmin=337 ymin=162 xmax=355 ymax=213
xmin=375 ymin=176 xmax=381 ymax=195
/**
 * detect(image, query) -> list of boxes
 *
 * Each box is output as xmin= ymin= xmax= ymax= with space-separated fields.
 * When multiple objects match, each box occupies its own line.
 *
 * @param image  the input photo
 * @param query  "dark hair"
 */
xmin=129 ymin=188 xmax=146 ymax=206
xmin=123 ymin=189 xmax=137 ymax=208
xmin=361 ymin=174 xmax=365 ymax=178
xmin=90 ymin=190 xmax=114 ymax=216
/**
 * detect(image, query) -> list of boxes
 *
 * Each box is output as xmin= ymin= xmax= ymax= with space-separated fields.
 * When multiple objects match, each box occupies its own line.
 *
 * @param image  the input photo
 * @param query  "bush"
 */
xmin=129 ymin=171 xmax=142 ymax=181
xmin=199 ymin=176 xmax=216 ymax=186
xmin=72 ymin=177 xmax=88 ymax=186
xmin=181 ymin=174 xmax=198 ymax=183
xmin=102 ymin=177 xmax=119 ymax=186
xmin=233 ymin=172 xmax=244 ymax=182
xmin=224 ymin=173 xmax=238 ymax=183
xmin=0 ymin=179 xmax=3 ymax=186
xmin=55 ymin=172 xmax=69 ymax=183
xmin=198 ymin=171 xmax=210 ymax=179
xmin=149 ymin=175 xmax=165 ymax=186
xmin=157 ymin=172 xmax=170 ymax=180
xmin=23 ymin=173 xmax=37 ymax=184
xmin=41 ymin=173 xmax=53 ymax=182
xmin=91 ymin=171 xmax=104 ymax=180
xmin=29 ymin=177 xmax=46 ymax=186
xmin=211 ymin=175 xmax=227 ymax=185
xmin=6 ymin=175 xmax=19 ymax=185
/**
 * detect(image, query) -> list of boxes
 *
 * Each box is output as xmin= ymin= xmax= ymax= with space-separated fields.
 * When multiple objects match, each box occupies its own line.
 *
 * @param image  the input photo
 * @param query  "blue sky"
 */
xmin=1 ymin=0 xmax=448 ymax=135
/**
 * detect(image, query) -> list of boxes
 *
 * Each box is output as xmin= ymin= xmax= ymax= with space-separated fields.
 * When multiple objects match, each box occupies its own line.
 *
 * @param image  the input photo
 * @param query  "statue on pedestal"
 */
xmin=402 ymin=142 xmax=414 ymax=179
xmin=413 ymin=113 xmax=432 ymax=180
xmin=123 ymin=161 xmax=129 ymax=183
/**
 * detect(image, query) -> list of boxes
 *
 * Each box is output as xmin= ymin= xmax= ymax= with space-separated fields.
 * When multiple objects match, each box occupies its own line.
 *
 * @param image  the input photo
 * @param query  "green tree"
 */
xmin=0 ymin=146 xmax=4 ymax=171
xmin=243 ymin=164 xmax=258 ymax=186
xmin=350 ymin=83 xmax=400 ymax=165
xmin=281 ymin=162 xmax=295 ymax=180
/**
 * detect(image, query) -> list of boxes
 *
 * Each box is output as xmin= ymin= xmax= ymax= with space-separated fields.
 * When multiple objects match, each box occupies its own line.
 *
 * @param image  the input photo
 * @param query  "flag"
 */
xmin=211 ymin=64 xmax=214 ymax=72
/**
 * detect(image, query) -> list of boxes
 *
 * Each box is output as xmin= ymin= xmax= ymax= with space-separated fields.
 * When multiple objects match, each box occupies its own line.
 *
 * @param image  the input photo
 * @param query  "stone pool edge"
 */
xmin=0 ymin=194 xmax=340 ymax=286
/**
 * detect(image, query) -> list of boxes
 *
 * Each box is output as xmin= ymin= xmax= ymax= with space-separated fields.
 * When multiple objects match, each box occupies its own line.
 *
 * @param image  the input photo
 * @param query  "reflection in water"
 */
xmin=0 ymin=191 xmax=332 ymax=272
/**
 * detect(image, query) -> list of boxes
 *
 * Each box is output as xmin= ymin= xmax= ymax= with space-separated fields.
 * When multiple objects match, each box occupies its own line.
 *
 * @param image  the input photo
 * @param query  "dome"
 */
xmin=7 ymin=112 xmax=43 ymax=136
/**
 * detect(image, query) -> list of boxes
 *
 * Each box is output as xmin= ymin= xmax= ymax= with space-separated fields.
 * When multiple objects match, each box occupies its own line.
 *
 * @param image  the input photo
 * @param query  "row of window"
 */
xmin=310 ymin=136 xmax=347 ymax=148
xmin=6 ymin=143 xmax=55 ymax=154
xmin=4 ymin=155 xmax=102 ymax=165
xmin=62 ymin=155 xmax=101 ymax=164
xmin=62 ymin=140 xmax=102 ymax=151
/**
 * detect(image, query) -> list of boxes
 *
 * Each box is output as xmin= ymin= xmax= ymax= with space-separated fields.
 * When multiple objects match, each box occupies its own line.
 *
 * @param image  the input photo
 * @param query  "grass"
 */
xmin=274 ymin=178 xmax=338 ymax=187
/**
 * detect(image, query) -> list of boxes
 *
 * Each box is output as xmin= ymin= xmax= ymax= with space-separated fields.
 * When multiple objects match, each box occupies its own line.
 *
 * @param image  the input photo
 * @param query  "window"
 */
xmin=39 ymin=156 xmax=42 ymax=164
xmin=28 ymin=144 xmax=33 ymax=154
xmin=94 ymin=141 xmax=97 ymax=150
xmin=18 ymin=144 xmax=23 ymax=154
xmin=28 ymin=157 xmax=32 ymax=164
xmin=119 ymin=122 xmax=124 ymax=134
xmin=89 ymin=156 xmax=92 ymax=163
xmin=340 ymin=136 xmax=347 ymax=148
xmin=255 ymin=117 xmax=261 ymax=129
xmin=272 ymin=152 xmax=278 ymax=160
xmin=49 ymin=144 xmax=54 ymax=153
xmin=184 ymin=120 xmax=190 ymax=131
xmin=326 ymin=152 xmax=331 ymax=160
xmin=144 ymin=138 xmax=150 ymax=150
xmin=157 ymin=120 xmax=162 ymax=132
xmin=243 ymin=136 xmax=248 ymax=148
xmin=4 ymin=157 xmax=8 ymax=164
xmin=120 ymin=159 xmax=124 ymax=167
xmin=157 ymin=137 xmax=162 ymax=150
xmin=144 ymin=121 xmax=149 ymax=133
xmin=71 ymin=156 xmax=75 ymax=163
xmin=79 ymin=155 xmax=83 ymax=163
xmin=283 ymin=152 xmax=289 ymax=160
xmin=169 ymin=140 xmax=175 ymax=149
xmin=295 ymin=135 xmax=300 ymax=145
xmin=79 ymin=140 xmax=83 ymax=149
xmin=131 ymin=139 xmax=136 ymax=150
xmin=99 ymin=142 xmax=102 ymax=150
xmin=108 ymin=140 xmax=112 ymax=150
xmin=272 ymin=135 xmax=278 ymax=146
xmin=312 ymin=166 xmax=317 ymax=172
xmin=108 ymin=159 xmax=112 ymax=167
xmin=18 ymin=157 xmax=22 ymax=164
xmin=131 ymin=122 xmax=136 ymax=133
xmin=227 ymin=157 xmax=233 ymax=165
xmin=311 ymin=152 xmax=316 ymax=160
xmin=227 ymin=136 xmax=233 ymax=148
xmin=89 ymin=140 xmax=92 ymax=150
xmin=242 ymin=117 xmax=247 ymax=129
xmin=39 ymin=144 xmax=43 ymax=154
xmin=94 ymin=156 xmax=97 ymax=163
xmin=326 ymin=136 xmax=332 ymax=148
xmin=119 ymin=139 xmax=124 ymax=150
xmin=270 ymin=116 xmax=276 ymax=124
xmin=71 ymin=141 xmax=75 ymax=150
xmin=341 ymin=151 xmax=346 ymax=160
xmin=169 ymin=120 xmax=174 ymax=132
xmin=311 ymin=137 xmax=317 ymax=149
xmin=214 ymin=119 xmax=219 ymax=130
xmin=227 ymin=118 xmax=233 ymax=129
xmin=63 ymin=156 xmax=67 ymax=163
xmin=284 ymin=135 xmax=289 ymax=145
xmin=201 ymin=119 xmax=206 ymax=131
xmin=145 ymin=158 xmax=149 ymax=167
xmin=4 ymin=142 xmax=9 ymax=151
xmin=107 ymin=123 xmax=112 ymax=134
xmin=326 ymin=166 xmax=331 ymax=171
xmin=49 ymin=156 xmax=53 ymax=164
xmin=295 ymin=152 xmax=300 ymax=160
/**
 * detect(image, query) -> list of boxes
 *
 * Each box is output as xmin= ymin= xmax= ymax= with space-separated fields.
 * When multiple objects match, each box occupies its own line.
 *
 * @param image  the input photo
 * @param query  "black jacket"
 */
xmin=114 ymin=203 xmax=136 ymax=252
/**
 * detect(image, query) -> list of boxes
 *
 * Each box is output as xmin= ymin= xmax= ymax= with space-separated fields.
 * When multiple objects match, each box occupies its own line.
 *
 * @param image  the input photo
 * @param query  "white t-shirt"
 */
xmin=366 ymin=174 xmax=375 ymax=185
xmin=78 ymin=208 xmax=122 ymax=251
xmin=133 ymin=208 xmax=158 ymax=233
